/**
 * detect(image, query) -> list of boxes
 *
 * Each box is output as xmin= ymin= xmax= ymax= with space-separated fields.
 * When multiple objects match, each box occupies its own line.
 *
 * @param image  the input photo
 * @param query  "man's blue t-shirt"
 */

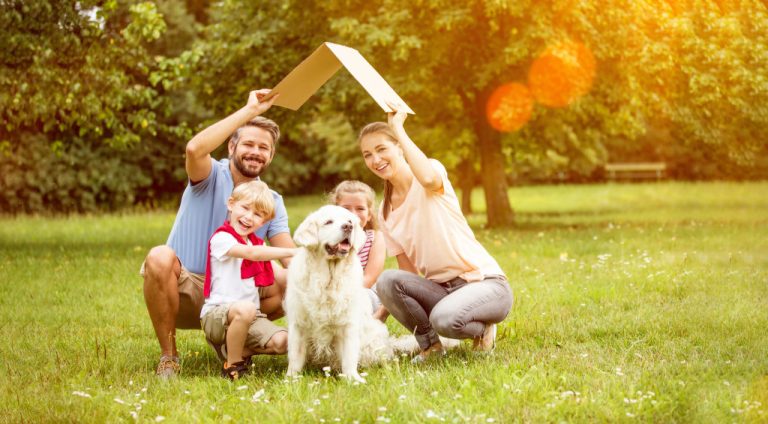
xmin=166 ymin=158 xmax=290 ymax=275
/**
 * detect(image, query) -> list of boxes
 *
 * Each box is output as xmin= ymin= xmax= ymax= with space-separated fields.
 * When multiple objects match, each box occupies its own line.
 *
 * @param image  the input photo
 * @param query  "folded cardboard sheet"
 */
xmin=264 ymin=42 xmax=414 ymax=114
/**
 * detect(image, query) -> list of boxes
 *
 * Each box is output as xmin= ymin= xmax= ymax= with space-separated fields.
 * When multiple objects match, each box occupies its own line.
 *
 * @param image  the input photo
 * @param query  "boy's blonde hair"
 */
xmin=328 ymin=180 xmax=378 ymax=231
xmin=230 ymin=180 xmax=275 ymax=221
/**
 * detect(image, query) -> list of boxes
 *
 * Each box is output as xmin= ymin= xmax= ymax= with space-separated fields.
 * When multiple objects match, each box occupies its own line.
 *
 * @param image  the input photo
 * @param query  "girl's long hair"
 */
xmin=358 ymin=122 xmax=399 ymax=221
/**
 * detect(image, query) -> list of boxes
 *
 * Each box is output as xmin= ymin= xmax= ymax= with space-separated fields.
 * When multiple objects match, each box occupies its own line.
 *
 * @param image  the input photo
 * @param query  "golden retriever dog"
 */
xmin=285 ymin=205 xmax=393 ymax=383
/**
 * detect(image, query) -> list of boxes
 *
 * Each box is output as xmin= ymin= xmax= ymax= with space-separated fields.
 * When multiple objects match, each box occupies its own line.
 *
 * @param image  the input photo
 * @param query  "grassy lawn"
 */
xmin=1 ymin=181 xmax=767 ymax=423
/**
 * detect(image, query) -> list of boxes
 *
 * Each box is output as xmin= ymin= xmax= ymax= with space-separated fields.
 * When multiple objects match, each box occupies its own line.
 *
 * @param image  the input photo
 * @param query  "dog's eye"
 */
xmin=324 ymin=219 xmax=333 ymax=225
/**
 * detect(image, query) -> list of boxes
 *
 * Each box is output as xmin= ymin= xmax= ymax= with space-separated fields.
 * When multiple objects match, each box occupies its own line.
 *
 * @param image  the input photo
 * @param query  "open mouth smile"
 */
xmin=243 ymin=156 xmax=265 ymax=167
xmin=325 ymin=238 xmax=351 ymax=256
xmin=375 ymin=163 xmax=388 ymax=172
xmin=237 ymin=218 xmax=253 ymax=231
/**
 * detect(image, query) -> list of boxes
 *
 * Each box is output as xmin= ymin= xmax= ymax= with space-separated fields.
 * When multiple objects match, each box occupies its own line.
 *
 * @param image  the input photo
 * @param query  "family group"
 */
xmin=141 ymin=89 xmax=513 ymax=379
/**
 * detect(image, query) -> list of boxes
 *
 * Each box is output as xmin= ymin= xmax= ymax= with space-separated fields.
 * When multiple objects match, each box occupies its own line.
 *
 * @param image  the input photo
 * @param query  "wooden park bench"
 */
xmin=604 ymin=162 xmax=667 ymax=181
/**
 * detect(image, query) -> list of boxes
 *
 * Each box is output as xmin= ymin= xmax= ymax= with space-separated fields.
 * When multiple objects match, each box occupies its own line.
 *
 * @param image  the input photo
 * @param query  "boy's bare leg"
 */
xmin=261 ymin=268 xmax=287 ymax=320
xmin=226 ymin=302 xmax=258 ymax=364
xmin=143 ymin=246 xmax=182 ymax=358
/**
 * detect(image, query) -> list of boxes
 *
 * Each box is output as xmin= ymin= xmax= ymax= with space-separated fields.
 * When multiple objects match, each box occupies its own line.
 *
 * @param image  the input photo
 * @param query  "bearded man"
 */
xmin=141 ymin=89 xmax=295 ymax=377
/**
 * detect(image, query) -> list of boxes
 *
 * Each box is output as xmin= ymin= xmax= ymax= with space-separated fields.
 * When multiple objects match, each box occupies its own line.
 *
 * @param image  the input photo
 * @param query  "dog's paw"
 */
xmin=286 ymin=368 xmax=303 ymax=379
xmin=339 ymin=372 xmax=367 ymax=384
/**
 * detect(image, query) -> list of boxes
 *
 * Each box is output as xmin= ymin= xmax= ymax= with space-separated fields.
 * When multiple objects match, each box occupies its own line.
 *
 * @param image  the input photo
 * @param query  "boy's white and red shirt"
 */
xmin=200 ymin=223 xmax=273 ymax=318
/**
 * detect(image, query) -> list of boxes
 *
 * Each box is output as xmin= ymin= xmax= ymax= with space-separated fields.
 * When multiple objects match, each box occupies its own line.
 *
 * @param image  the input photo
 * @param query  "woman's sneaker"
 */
xmin=410 ymin=342 xmax=447 ymax=364
xmin=221 ymin=361 xmax=249 ymax=380
xmin=472 ymin=323 xmax=496 ymax=353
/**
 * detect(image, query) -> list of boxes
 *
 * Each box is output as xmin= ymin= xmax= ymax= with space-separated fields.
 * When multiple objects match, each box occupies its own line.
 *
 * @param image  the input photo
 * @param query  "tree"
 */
xmin=329 ymin=0 xmax=768 ymax=221
xmin=0 ymin=0 xmax=196 ymax=212
xmin=327 ymin=0 xmax=617 ymax=226
xmin=12 ymin=0 xmax=758 ymax=214
xmin=626 ymin=0 xmax=768 ymax=178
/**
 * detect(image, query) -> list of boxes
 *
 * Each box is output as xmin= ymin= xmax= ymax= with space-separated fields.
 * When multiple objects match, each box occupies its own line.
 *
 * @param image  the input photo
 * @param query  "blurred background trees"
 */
xmin=1 ymin=0 xmax=766 ymax=222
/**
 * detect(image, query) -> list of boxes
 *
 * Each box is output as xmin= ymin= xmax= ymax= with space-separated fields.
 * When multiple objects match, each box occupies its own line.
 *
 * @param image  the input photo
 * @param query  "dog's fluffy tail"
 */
xmin=390 ymin=335 xmax=462 ymax=354
xmin=358 ymin=318 xmax=395 ymax=366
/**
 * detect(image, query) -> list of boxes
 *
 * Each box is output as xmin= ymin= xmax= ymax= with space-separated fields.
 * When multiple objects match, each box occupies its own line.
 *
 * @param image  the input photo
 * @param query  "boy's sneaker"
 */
xmin=207 ymin=340 xmax=253 ymax=368
xmin=472 ymin=323 xmax=496 ymax=353
xmin=156 ymin=355 xmax=180 ymax=378
xmin=221 ymin=361 xmax=249 ymax=380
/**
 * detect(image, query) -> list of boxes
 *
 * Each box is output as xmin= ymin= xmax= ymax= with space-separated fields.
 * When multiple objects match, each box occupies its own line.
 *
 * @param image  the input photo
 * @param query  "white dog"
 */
xmin=285 ymin=205 xmax=393 ymax=383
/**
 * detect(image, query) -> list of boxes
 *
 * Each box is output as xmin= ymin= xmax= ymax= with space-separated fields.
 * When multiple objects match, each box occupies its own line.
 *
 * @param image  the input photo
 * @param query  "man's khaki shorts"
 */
xmin=140 ymin=261 xmax=274 ymax=330
xmin=201 ymin=304 xmax=285 ymax=351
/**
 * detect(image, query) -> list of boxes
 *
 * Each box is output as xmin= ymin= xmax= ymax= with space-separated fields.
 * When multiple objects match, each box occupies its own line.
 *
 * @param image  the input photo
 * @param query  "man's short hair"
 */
xmin=229 ymin=116 xmax=281 ymax=152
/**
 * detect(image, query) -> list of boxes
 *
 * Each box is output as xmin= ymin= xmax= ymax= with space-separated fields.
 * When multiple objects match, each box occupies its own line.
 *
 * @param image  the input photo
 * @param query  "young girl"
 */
xmin=329 ymin=180 xmax=388 ymax=322
xmin=358 ymin=106 xmax=513 ymax=362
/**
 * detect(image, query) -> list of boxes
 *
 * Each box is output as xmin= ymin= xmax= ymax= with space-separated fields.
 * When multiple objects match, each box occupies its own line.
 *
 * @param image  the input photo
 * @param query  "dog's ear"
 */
xmin=350 ymin=215 xmax=367 ymax=253
xmin=293 ymin=213 xmax=320 ymax=247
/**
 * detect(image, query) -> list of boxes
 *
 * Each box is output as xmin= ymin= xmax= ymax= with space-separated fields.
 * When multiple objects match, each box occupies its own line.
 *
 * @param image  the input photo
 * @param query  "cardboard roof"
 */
xmin=263 ymin=42 xmax=414 ymax=114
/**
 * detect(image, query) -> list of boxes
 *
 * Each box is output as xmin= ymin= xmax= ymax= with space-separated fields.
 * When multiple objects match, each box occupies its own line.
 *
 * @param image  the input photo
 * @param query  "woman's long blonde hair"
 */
xmin=358 ymin=122 xmax=399 ymax=221
xmin=328 ymin=180 xmax=378 ymax=231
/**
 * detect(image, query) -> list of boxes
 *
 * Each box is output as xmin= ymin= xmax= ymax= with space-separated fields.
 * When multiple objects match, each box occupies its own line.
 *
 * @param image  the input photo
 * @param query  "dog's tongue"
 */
xmin=325 ymin=239 xmax=351 ymax=256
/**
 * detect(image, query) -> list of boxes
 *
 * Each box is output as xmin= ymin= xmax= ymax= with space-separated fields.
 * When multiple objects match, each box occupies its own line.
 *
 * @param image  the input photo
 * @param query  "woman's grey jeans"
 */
xmin=376 ymin=269 xmax=513 ymax=350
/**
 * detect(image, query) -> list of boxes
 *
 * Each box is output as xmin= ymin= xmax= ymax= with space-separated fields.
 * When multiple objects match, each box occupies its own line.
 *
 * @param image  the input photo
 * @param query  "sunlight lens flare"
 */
xmin=528 ymin=41 xmax=596 ymax=108
xmin=486 ymin=82 xmax=534 ymax=132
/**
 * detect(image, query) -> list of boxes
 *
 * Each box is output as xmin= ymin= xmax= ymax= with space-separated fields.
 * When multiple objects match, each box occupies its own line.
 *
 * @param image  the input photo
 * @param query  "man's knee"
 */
xmin=273 ymin=268 xmax=287 ymax=293
xmin=260 ymin=284 xmax=283 ymax=305
xmin=144 ymin=246 xmax=178 ymax=282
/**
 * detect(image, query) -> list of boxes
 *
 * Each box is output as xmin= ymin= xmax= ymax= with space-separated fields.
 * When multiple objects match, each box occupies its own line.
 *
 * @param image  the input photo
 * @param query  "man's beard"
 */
xmin=233 ymin=154 xmax=265 ymax=178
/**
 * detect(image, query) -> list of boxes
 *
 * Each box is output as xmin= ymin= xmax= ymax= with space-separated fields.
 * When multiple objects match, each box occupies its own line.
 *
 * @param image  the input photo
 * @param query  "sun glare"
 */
xmin=486 ymin=82 xmax=534 ymax=132
xmin=528 ymin=41 xmax=596 ymax=108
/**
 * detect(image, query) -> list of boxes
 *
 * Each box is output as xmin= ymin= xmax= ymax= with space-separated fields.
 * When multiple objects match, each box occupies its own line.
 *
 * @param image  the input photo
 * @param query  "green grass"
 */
xmin=1 ymin=181 xmax=767 ymax=423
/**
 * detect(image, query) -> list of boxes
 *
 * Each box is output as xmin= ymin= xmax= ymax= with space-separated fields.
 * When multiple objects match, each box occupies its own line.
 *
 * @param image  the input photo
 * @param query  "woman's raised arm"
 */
xmin=387 ymin=106 xmax=443 ymax=194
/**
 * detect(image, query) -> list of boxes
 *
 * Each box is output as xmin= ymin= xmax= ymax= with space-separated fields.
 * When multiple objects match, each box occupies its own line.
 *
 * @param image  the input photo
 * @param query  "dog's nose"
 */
xmin=342 ymin=222 xmax=352 ymax=233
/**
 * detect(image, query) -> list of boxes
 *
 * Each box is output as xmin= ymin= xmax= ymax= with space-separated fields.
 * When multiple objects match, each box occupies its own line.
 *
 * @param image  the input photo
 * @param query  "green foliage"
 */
xmin=185 ymin=0 xmax=767 ymax=205
xmin=0 ymin=0 xmax=176 ymax=147
xmin=0 ymin=132 xmax=186 ymax=213
xmin=122 ymin=2 xmax=166 ymax=44
xmin=601 ymin=0 xmax=768 ymax=179
xmin=1 ymin=0 xmax=766 ymax=215
xmin=325 ymin=0 xmax=768 ymax=182
xmin=0 ymin=0 xmax=198 ymax=213
xmin=146 ymin=0 xmax=200 ymax=56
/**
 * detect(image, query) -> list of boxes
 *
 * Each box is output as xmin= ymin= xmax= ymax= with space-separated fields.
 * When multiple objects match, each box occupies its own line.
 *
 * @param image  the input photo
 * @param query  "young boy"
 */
xmin=201 ymin=180 xmax=296 ymax=380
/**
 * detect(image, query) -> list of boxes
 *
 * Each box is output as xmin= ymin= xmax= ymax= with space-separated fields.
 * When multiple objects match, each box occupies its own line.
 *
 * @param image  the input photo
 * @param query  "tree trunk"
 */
xmin=456 ymin=159 xmax=474 ymax=215
xmin=472 ymin=88 xmax=515 ymax=227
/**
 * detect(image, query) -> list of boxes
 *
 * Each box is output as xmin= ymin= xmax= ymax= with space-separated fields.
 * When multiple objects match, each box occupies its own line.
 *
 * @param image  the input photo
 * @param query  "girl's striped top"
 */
xmin=357 ymin=229 xmax=374 ymax=269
